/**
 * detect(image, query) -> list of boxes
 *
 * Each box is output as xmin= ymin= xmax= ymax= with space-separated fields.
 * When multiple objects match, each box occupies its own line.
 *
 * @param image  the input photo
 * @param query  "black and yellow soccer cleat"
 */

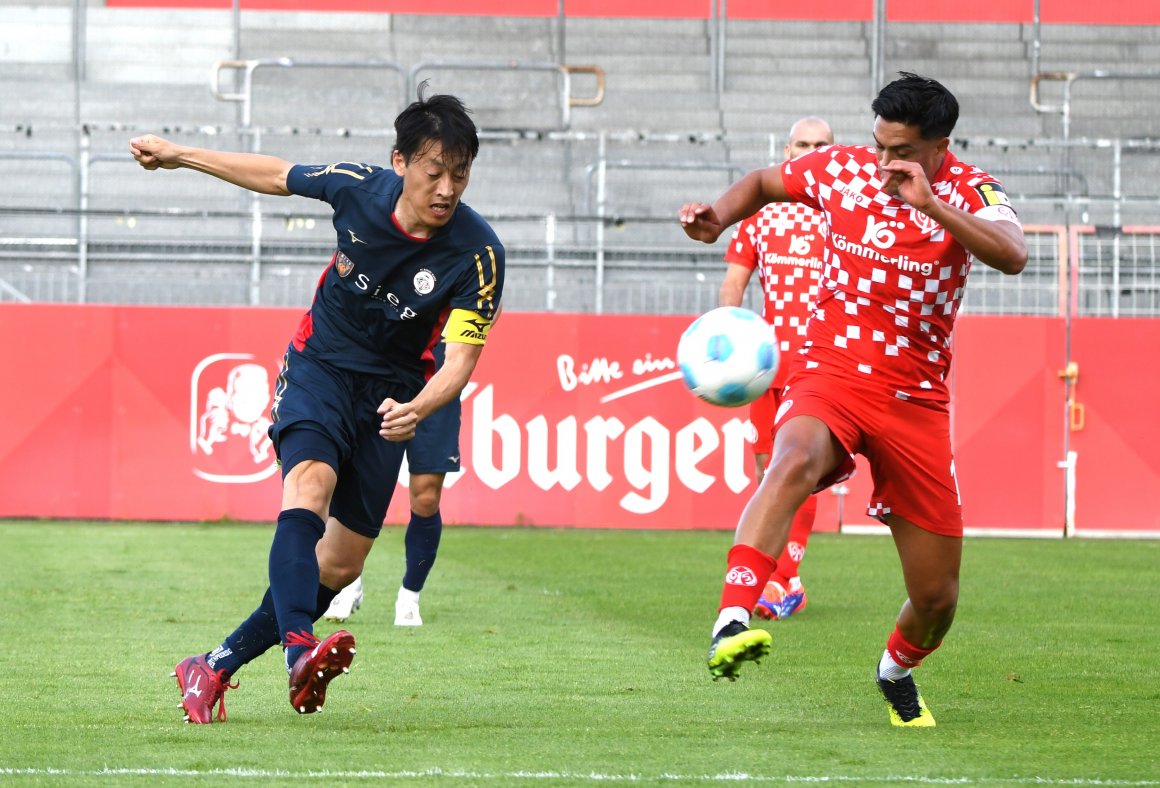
xmin=876 ymin=668 xmax=936 ymax=727
xmin=707 ymin=621 xmax=772 ymax=681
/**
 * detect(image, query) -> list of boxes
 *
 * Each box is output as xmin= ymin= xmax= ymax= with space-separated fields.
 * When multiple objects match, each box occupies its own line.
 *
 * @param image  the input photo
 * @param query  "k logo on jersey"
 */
xmin=788 ymin=234 xmax=814 ymax=256
xmin=861 ymin=216 xmax=900 ymax=250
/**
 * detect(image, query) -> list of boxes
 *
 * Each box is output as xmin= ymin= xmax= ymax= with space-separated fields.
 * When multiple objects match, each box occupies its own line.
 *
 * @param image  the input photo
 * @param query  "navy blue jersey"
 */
xmin=285 ymin=162 xmax=504 ymax=393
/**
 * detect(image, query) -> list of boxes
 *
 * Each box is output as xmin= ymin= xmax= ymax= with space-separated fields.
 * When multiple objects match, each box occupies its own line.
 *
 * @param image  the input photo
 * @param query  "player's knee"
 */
xmin=317 ymin=556 xmax=362 ymax=590
xmin=911 ymin=585 xmax=958 ymax=626
xmin=409 ymin=489 xmax=440 ymax=517
xmin=766 ymin=448 xmax=825 ymax=495
xmin=408 ymin=475 xmax=443 ymax=516
xmin=282 ymin=460 xmax=336 ymax=514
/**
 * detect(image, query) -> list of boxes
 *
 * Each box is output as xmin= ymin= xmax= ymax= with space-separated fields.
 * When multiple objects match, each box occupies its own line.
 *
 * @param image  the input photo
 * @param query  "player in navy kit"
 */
xmin=131 ymin=89 xmax=504 ymax=724
xmin=323 ymin=338 xmax=463 ymax=627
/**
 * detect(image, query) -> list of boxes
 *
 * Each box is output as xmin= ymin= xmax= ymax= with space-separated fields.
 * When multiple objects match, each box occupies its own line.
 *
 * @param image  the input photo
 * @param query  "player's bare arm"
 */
xmin=681 ymin=167 xmax=791 ymax=244
xmin=881 ymin=160 xmax=1027 ymax=275
xmin=719 ymin=263 xmax=752 ymax=307
xmin=378 ymin=340 xmax=484 ymax=442
xmin=129 ymin=134 xmax=292 ymax=196
xmin=930 ymin=206 xmax=1026 ymax=274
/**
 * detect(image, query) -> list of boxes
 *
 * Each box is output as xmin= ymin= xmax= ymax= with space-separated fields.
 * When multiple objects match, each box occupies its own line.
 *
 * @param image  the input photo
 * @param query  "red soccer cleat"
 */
xmin=287 ymin=630 xmax=356 ymax=715
xmin=172 ymin=654 xmax=237 ymax=724
xmin=753 ymin=578 xmax=809 ymax=621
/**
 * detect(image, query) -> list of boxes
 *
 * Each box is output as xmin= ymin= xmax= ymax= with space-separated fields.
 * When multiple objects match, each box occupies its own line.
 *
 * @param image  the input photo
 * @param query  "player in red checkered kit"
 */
xmin=681 ymin=73 xmax=1027 ymax=726
xmin=719 ymin=116 xmax=834 ymax=622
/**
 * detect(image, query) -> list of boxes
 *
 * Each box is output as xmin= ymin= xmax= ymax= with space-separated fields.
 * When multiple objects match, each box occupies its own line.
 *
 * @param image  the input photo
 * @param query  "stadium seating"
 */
xmin=1 ymin=4 xmax=1158 ymax=312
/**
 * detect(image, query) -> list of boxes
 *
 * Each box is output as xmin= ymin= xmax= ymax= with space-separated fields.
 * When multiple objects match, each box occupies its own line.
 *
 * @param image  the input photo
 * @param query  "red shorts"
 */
xmin=748 ymin=385 xmax=780 ymax=456
xmin=776 ymin=372 xmax=963 ymax=537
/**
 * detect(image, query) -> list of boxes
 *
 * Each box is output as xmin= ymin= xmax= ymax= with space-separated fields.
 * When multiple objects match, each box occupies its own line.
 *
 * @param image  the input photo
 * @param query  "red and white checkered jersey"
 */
xmin=780 ymin=145 xmax=1021 ymax=403
xmin=724 ymin=202 xmax=826 ymax=388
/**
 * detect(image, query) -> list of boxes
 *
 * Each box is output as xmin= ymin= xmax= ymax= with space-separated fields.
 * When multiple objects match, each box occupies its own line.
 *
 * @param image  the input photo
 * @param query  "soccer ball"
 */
xmin=677 ymin=307 xmax=779 ymax=407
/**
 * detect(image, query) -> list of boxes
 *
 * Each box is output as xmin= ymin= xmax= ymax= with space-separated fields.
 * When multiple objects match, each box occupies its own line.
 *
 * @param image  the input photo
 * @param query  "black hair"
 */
xmin=871 ymin=72 xmax=959 ymax=140
xmin=394 ymin=82 xmax=479 ymax=167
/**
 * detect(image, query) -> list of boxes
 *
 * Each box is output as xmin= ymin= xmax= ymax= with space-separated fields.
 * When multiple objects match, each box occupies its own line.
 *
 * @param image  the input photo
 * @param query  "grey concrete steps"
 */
xmin=887 ymin=38 xmax=1029 ymax=59
xmin=886 ymin=22 xmax=1027 ymax=41
xmin=1032 ymin=24 xmax=1160 ymax=43
xmin=718 ymin=73 xmax=871 ymax=95
xmin=562 ymin=33 xmax=710 ymax=56
xmin=723 ymin=35 xmax=868 ymax=57
xmin=724 ymin=57 xmax=872 ymax=78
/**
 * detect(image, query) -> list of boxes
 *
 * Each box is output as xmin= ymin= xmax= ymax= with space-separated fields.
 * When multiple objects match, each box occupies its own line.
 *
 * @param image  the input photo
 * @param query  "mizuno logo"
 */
xmin=186 ymin=673 xmax=203 ymax=698
xmin=348 ymin=229 xmax=367 ymax=245
xmin=448 ymin=455 xmax=460 ymax=463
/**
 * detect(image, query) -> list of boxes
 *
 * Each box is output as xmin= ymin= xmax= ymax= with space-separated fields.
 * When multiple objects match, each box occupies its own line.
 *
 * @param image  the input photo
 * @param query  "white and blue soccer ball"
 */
xmin=677 ymin=307 xmax=779 ymax=407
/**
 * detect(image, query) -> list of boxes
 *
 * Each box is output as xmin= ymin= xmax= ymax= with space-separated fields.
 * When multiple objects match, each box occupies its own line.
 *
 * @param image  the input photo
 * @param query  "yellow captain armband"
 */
xmin=443 ymin=308 xmax=493 ymax=345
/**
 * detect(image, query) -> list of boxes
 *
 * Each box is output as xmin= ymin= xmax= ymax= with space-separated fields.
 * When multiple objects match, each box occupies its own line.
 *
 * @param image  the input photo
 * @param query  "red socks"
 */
xmin=718 ymin=544 xmax=776 ymax=612
xmin=886 ymin=624 xmax=939 ymax=670
xmin=771 ymin=495 xmax=817 ymax=584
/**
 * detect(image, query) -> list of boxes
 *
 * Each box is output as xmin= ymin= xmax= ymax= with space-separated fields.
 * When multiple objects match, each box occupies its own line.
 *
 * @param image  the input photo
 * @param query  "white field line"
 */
xmin=1 ymin=768 xmax=1158 ymax=785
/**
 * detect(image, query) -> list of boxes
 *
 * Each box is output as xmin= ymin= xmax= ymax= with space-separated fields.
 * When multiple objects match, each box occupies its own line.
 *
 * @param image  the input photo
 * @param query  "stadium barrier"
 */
xmin=1 ymin=304 xmax=1156 ymax=537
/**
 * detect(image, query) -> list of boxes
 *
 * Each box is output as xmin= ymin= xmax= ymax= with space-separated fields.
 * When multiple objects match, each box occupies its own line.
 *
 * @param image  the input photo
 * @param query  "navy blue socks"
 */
xmin=270 ymin=507 xmax=327 ymax=669
xmin=402 ymin=510 xmax=443 ymax=592
xmin=207 ymin=588 xmax=278 ymax=678
xmin=208 ymin=583 xmax=343 ymax=678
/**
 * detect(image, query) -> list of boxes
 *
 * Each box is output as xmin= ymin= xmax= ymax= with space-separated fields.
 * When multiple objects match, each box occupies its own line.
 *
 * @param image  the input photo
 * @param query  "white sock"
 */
xmin=712 ymin=606 xmax=750 ymax=638
xmin=878 ymin=649 xmax=911 ymax=680
xmin=397 ymin=586 xmax=420 ymax=605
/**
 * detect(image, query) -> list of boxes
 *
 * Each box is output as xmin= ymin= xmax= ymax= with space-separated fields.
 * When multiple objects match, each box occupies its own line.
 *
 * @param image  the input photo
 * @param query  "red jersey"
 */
xmin=780 ymin=145 xmax=1021 ymax=403
xmin=724 ymin=202 xmax=826 ymax=388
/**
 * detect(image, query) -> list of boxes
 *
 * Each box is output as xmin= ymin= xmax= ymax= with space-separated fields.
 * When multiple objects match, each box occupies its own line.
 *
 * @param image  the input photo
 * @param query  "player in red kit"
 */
xmin=681 ymin=73 xmax=1026 ymax=726
xmin=720 ymin=116 xmax=834 ymax=621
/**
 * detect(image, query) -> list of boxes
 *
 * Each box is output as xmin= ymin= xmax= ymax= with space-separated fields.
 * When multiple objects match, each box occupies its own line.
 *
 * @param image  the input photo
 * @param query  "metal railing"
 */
xmin=407 ymin=61 xmax=604 ymax=130
xmin=211 ymin=57 xmax=605 ymax=133
xmin=212 ymin=58 xmax=408 ymax=128
xmin=1030 ymin=70 xmax=1160 ymax=142
xmin=3 ymin=130 xmax=1160 ymax=314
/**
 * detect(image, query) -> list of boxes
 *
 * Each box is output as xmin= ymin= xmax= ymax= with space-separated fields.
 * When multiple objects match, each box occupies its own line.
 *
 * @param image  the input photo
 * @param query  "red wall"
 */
xmin=1069 ymin=319 xmax=1160 ymax=533
xmin=103 ymin=0 xmax=1160 ymax=23
xmin=1 ymin=304 xmax=1154 ymax=535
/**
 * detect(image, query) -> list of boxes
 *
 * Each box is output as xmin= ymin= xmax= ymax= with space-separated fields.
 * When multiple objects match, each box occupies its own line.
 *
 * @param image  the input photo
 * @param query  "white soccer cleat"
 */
xmin=394 ymin=586 xmax=422 ymax=627
xmin=323 ymin=576 xmax=363 ymax=623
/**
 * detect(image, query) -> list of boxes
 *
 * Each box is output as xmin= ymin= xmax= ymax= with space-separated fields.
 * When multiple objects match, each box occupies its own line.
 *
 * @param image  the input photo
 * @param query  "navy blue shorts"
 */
xmin=268 ymin=346 xmax=418 ymax=539
xmin=407 ymin=396 xmax=462 ymax=474
xmin=407 ymin=341 xmax=461 ymax=474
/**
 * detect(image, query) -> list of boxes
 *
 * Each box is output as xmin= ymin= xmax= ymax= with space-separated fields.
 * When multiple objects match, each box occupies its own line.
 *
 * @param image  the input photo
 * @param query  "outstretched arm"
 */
xmin=129 ymin=134 xmax=293 ymax=196
xmin=680 ymin=166 xmax=791 ymax=244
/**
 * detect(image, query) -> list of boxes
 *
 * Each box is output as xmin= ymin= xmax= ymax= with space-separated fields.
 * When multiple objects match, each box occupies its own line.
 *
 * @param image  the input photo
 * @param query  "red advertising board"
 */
xmin=103 ymin=0 xmax=1160 ymax=23
xmin=0 ymin=304 xmax=1155 ymax=535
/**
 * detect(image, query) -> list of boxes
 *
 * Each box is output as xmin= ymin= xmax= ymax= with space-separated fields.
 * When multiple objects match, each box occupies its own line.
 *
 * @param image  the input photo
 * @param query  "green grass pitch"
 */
xmin=1 ymin=521 xmax=1157 ymax=786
